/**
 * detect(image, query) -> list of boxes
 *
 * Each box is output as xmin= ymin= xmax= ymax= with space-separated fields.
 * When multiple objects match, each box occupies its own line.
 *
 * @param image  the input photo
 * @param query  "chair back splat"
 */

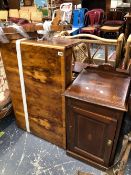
xmin=0 ymin=10 xmax=8 ymax=21
xmin=81 ymin=9 xmax=104 ymax=35
xmin=63 ymin=33 xmax=125 ymax=70
xmin=85 ymin=9 xmax=104 ymax=26
xmin=122 ymin=34 xmax=131 ymax=70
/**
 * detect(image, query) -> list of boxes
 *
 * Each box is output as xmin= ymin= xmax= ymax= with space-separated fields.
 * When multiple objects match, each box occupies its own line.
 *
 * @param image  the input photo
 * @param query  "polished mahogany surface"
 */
xmin=65 ymin=67 xmax=130 ymax=169
xmin=64 ymin=67 xmax=130 ymax=111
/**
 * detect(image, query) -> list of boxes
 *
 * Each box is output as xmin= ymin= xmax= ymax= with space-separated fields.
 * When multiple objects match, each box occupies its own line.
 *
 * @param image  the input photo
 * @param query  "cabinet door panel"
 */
xmin=67 ymin=106 xmax=117 ymax=165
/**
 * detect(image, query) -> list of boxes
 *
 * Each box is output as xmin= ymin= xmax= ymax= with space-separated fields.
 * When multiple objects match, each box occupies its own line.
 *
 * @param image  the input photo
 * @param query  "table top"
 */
xmin=20 ymin=38 xmax=81 ymax=50
xmin=64 ymin=67 xmax=130 ymax=111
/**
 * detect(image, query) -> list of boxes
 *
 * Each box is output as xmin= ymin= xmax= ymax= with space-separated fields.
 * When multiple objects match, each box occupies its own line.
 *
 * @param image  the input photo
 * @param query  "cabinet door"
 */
xmin=67 ymin=106 xmax=117 ymax=166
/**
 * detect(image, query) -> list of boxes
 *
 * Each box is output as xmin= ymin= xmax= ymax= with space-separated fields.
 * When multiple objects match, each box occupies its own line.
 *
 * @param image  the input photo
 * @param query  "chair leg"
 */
xmin=105 ymin=45 xmax=108 ymax=63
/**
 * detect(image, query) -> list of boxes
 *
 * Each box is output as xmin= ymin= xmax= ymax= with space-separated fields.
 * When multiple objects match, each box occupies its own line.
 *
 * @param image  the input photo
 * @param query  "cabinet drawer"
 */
xmin=67 ymin=106 xmax=117 ymax=166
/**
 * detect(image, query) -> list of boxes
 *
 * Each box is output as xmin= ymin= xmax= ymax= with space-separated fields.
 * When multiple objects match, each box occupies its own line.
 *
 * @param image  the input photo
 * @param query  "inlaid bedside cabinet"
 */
xmin=64 ymin=67 xmax=130 ymax=170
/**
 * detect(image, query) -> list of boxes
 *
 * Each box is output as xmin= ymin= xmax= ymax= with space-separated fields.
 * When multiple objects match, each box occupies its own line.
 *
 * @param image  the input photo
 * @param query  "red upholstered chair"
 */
xmin=80 ymin=9 xmax=104 ymax=35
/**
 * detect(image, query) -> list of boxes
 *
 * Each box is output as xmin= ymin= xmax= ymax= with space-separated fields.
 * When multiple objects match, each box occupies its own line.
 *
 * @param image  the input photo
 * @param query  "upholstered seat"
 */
xmin=80 ymin=26 xmax=98 ymax=33
xmin=104 ymin=20 xmax=125 ymax=26
xmin=100 ymin=10 xmax=125 ymax=38
xmin=9 ymin=9 xmax=19 ymax=18
xmin=30 ymin=11 xmax=43 ymax=22
xmin=0 ymin=10 xmax=8 ymax=21
xmin=100 ymin=25 xmax=122 ymax=32
xmin=19 ymin=10 xmax=31 ymax=21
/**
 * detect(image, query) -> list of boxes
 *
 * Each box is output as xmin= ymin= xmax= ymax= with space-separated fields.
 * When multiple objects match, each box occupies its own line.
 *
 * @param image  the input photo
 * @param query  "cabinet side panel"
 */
xmin=0 ymin=43 xmax=26 ymax=129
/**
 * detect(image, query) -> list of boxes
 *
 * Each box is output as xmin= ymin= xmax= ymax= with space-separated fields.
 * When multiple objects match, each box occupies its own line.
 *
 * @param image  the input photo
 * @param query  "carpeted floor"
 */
xmin=0 ymin=115 xmax=130 ymax=175
xmin=0 ymin=115 xmax=102 ymax=175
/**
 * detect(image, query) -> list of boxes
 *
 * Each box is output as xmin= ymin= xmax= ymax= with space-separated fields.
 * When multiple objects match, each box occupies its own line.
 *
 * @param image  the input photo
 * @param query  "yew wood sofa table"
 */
xmin=0 ymin=38 xmax=80 ymax=148
xmin=64 ymin=67 xmax=130 ymax=170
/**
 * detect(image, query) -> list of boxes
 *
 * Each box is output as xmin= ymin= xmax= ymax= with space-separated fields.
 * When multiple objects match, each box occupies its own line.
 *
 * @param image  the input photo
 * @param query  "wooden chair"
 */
xmin=64 ymin=33 xmax=125 ymax=70
xmin=81 ymin=9 xmax=104 ymax=35
xmin=0 ymin=10 xmax=8 ymax=21
xmin=30 ymin=11 xmax=43 ymax=22
xmin=20 ymin=5 xmax=37 ymax=12
xmin=9 ymin=9 xmax=19 ymax=18
xmin=100 ymin=10 xmax=125 ymax=39
xmin=0 ymin=54 xmax=12 ymax=120
xmin=122 ymin=34 xmax=131 ymax=70
xmin=19 ymin=10 xmax=31 ymax=21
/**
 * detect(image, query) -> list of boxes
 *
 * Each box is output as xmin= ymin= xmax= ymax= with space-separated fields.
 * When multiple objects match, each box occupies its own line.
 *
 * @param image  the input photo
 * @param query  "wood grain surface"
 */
xmin=0 ymin=39 xmax=79 ymax=148
xmin=0 ymin=43 xmax=26 ymax=129
xmin=65 ymin=67 xmax=130 ymax=169
xmin=64 ymin=68 xmax=130 ymax=111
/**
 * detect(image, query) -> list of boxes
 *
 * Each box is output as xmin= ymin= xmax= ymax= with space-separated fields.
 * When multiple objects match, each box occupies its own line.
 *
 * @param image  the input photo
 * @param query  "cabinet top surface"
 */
xmin=64 ymin=68 xmax=130 ymax=111
xmin=20 ymin=38 xmax=80 ymax=50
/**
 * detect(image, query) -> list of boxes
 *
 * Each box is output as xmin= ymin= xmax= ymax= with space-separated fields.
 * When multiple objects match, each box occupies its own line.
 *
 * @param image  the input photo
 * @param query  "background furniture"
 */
xmin=23 ymin=0 xmax=34 ymax=6
xmin=0 ymin=38 xmax=80 ymax=148
xmin=124 ymin=13 xmax=131 ymax=39
xmin=116 ymin=2 xmax=130 ymax=16
xmin=122 ymin=34 xmax=131 ymax=70
xmin=19 ymin=9 xmax=31 ymax=21
xmin=81 ymin=9 xmax=104 ymax=35
xmin=65 ymin=33 xmax=125 ymax=68
xmin=7 ymin=7 xmax=43 ymax=22
xmin=20 ymin=5 xmax=37 ymax=12
xmin=0 ymin=0 xmax=9 ymax=10
xmin=0 ymin=10 xmax=8 ymax=21
xmin=30 ymin=11 xmax=43 ymax=22
xmin=121 ymin=33 xmax=131 ymax=163
xmin=64 ymin=66 xmax=130 ymax=170
xmin=82 ymin=0 xmax=111 ymax=13
xmin=100 ymin=10 xmax=125 ymax=38
xmin=9 ymin=9 xmax=19 ymax=18
xmin=72 ymin=8 xmax=88 ymax=29
xmin=0 ymin=55 xmax=12 ymax=120
xmin=8 ymin=0 xmax=20 ymax=9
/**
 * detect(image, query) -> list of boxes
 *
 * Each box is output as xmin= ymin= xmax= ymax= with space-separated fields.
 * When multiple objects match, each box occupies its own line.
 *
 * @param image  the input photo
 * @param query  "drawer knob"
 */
xmin=107 ymin=139 xmax=112 ymax=146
